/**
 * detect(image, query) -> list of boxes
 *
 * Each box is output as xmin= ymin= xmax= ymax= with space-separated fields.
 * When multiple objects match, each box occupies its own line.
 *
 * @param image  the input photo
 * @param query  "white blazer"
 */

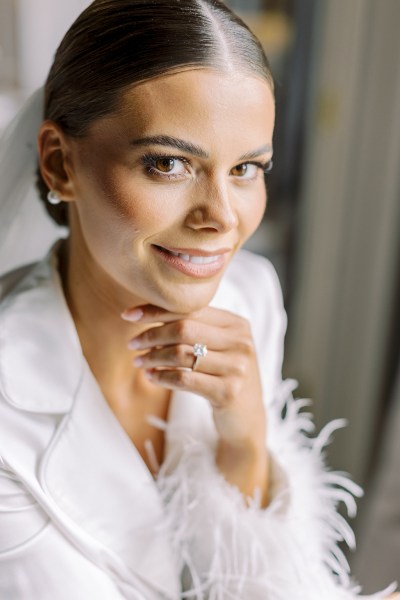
xmin=0 ymin=245 xmax=388 ymax=599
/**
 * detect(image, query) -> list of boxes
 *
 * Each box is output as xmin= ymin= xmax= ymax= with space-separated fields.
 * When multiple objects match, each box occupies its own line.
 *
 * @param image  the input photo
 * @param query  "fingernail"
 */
xmin=133 ymin=356 xmax=143 ymax=367
xmin=145 ymin=370 xmax=154 ymax=380
xmin=121 ymin=308 xmax=143 ymax=322
xmin=128 ymin=338 xmax=140 ymax=350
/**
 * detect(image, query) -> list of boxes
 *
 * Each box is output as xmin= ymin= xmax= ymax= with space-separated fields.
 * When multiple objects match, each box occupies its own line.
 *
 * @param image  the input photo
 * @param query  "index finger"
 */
xmin=121 ymin=304 xmax=239 ymax=327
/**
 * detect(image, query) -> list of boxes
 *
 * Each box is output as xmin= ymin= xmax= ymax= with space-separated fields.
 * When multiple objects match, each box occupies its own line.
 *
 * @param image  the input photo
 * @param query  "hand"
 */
xmin=123 ymin=304 xmax=266 ymax=444
xmin=122 ymin=304 xmax=269 ymax=502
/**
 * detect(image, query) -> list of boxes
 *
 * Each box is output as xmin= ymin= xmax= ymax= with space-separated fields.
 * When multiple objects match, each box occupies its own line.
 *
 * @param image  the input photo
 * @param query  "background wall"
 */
xmin=287 ymin=0 xmax=400 ymax=483
xmin=285 ymin=1 xmax=400 ymax=590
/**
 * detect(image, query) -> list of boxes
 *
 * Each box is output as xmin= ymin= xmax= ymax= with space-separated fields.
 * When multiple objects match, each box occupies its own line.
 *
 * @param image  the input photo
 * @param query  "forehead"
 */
xmin=104 ymin=69 xmax=275 ymax=155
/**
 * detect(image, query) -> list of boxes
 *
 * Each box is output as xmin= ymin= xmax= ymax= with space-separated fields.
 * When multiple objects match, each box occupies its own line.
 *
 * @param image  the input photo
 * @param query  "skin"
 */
xmin=38 ymin=68 xmax=276 ymax=505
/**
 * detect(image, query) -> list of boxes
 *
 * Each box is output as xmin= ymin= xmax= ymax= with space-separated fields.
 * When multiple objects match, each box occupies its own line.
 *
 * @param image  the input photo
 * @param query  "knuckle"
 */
xmin=175 ymin=320 xmax=189 ymax=339
xmin=232 ymin=359 xmax=247 ymax=378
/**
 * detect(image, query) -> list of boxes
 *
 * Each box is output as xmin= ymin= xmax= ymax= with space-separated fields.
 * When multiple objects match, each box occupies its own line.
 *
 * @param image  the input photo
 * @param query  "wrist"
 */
xmin=216 ymin=437 xmax=270 ymax=507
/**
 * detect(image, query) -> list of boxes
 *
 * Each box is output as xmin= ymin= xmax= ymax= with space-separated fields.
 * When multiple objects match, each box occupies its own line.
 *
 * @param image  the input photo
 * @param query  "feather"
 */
xmin=153 ymin=381 xmax=396 ymax=599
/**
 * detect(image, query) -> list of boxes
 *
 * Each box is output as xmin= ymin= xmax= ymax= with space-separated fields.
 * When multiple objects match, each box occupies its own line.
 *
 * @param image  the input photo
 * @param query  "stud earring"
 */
xmin=47 ymin=190 xmax=62 ymax=205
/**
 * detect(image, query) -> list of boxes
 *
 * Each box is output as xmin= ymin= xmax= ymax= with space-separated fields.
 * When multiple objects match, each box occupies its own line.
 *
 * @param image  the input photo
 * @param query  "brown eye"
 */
xmin=230 ymin=163 xmax=259 ymax=179
xmin=155 ymin=158 xmax=175 ymax=173
xmin=231 ymin=163 xmax=248 ymax=177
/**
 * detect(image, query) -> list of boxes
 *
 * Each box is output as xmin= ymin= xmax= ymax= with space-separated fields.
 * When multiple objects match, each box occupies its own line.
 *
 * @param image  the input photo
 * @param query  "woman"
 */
xmin=0 ymin=1 xmax=397 ymax=598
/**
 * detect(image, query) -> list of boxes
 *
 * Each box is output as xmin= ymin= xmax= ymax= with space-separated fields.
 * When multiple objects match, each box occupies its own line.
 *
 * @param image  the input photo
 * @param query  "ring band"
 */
xmin=192 ymin=343 xmax=208 ymax=371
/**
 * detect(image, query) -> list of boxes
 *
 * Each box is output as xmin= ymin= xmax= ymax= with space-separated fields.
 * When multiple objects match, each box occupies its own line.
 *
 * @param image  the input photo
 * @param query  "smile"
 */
xmin=166 ymin=251 xmax=220 ymax=264
xmin=152 ymin=245 xmax=230 ymax=278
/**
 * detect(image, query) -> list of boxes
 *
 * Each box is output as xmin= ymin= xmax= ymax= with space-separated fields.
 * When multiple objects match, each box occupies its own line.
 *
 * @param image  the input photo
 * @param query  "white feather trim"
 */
xmin=152 ymin=381 xmax=397 ymax=599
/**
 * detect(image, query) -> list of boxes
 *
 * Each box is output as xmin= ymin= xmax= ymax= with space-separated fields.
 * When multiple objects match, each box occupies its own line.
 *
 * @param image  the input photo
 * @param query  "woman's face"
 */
xmin=65 ymin=69 xmax=275 ymax=313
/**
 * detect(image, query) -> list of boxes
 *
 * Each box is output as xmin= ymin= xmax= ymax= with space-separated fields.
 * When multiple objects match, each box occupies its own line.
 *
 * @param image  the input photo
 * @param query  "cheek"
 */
xmin=70 ymin=153 xmax=173 ymax=279
xmin=239 ymin=186 xmax=267 ymax=238
xmin=76 ymin=167 xmax=177 ymax=243
xmin=113 ymin=181 xmax=184 ymax=239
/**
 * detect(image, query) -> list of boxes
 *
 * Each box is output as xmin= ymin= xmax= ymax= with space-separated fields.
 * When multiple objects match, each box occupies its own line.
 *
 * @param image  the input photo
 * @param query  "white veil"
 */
xmin=0 ymin=88 xmax=67 ymax=278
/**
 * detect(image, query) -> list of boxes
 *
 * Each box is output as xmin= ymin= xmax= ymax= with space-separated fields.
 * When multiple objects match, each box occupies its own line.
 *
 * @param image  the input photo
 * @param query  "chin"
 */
xmin=155 ymin=281 xmax=220 ymax=314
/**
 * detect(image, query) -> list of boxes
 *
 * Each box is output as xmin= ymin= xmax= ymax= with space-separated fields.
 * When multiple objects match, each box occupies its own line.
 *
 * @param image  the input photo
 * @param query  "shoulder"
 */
xmin=225 ymin=248 xmax=284 ymax=310
xmin=0 ymin=261 xmax=38 ymax=304
xmin=215 ymin=249 xmax=286 ymax=333
xmin=0 ymin=240 xmax=65 ymax=307
xmin=0 ymin=246 xmax=82 ymax=415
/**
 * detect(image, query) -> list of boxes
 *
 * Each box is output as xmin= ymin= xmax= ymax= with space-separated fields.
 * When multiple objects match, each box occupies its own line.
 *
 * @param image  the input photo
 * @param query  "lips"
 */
xmin=152 ymin=245 xmax=230 ymax=278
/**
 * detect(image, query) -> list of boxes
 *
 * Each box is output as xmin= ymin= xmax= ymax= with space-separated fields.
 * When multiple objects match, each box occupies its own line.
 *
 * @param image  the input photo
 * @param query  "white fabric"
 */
xmin=0 ymin=244 xmax=396 ymax=599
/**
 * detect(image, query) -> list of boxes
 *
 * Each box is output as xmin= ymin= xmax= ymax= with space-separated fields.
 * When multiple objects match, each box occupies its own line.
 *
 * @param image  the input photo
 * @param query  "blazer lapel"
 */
xmin=40 ymin=357 xmax=180 ymax=599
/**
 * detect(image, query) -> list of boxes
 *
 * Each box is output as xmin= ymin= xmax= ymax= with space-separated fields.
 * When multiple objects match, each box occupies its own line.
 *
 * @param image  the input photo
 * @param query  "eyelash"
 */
xmin=141 ymin=152 xmax=273 ymax=180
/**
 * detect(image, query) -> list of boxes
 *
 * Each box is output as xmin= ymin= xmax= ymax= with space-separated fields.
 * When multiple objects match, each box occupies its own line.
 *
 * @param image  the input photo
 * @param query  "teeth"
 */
xmin=165 ymin=248 xmax=219 ymax=264
xmin=189 ymin=255 xmax=219 ymax=264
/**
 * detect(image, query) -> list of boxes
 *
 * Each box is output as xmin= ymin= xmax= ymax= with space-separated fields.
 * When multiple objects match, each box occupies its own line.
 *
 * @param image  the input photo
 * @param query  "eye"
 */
xmin=142 ymin=154 xmax=190 ymax=179
xmin=230 ymin=161 xmax=272 ymax=180
xmin=231 ymin=163 xmax=251 ymax=177
xmin=155 ymin=158 xmax=179 ymax=173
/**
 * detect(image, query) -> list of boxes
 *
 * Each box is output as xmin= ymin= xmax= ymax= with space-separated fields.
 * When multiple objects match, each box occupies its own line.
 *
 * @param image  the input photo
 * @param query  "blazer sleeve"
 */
xmin=155 ymin=252 xmax=396 ymax=600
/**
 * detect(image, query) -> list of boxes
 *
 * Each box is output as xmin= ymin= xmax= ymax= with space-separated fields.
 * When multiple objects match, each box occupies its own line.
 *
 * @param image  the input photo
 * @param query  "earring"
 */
xmin=47 ymin=190 xmax=62 ymax=205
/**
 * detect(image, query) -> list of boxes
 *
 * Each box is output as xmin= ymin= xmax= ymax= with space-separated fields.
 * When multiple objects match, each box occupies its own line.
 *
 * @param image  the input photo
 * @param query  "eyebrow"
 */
xmin=238 ymin=145 xmax=273 ymax=161
xmin=131 ymin=135 xmax=209 ymax=158
xmin=130 ymin=135 xmax=272 ymax=161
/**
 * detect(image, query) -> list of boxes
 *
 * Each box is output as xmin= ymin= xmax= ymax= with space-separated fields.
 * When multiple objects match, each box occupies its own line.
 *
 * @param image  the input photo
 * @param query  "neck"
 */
xmin=57 ymin=235 xmax=147 ymax=392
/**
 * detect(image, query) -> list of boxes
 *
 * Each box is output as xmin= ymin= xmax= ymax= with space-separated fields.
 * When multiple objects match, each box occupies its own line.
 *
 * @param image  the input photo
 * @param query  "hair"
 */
xmin=38 ymin=0 xmax=274 ymax=226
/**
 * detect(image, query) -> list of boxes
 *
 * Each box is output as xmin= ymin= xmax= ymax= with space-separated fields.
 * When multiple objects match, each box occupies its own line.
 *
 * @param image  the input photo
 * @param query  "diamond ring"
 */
xmin=192 ymin=343 xmax=208 ymax=371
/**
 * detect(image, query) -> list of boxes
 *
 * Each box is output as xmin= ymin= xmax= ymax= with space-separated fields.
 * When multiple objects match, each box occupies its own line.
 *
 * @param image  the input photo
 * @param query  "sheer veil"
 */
xmin=0 ymin=88 xmax=67 ymax=278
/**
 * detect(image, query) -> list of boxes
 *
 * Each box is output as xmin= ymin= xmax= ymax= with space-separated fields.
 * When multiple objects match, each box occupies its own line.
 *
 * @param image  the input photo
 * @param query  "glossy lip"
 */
xmin=152 ymin=244 xmax=230 ymax=278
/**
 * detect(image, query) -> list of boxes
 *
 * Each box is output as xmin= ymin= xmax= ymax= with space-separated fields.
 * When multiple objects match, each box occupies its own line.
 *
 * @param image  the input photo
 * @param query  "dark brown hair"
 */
xmin=38 ymin=0 xmax=274 ymax=225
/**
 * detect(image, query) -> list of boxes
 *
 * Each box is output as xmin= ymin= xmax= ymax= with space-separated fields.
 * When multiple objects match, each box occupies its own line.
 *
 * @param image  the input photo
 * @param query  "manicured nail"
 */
xmin=121 ymin=308 xmax=143 ymax=322
xmin=128 ymin=338 xmax=140 ymax=350
xmin=133 ymin=356 xmax=143 ymax=367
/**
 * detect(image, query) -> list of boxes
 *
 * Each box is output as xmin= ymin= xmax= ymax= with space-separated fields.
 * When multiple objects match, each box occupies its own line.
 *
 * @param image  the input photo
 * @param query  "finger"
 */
xmin=122 ymin=304 xmax=240 ymax=327
xmin=128 ymin=319 xmax=233 ymax=352
xmin=145 ymin=368 xmax=226 ymax=407
xmin=134 ymin=345 xmax=229 ymax=375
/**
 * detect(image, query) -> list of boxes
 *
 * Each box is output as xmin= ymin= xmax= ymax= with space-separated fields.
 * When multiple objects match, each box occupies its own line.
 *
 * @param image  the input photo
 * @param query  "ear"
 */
xmin=37 ymin=121 xmax=77 ymax=201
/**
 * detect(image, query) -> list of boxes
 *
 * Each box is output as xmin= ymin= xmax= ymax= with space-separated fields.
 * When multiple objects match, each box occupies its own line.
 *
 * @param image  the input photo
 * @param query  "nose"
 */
xmin=184 ymin=176 xmax=238 ymax=233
